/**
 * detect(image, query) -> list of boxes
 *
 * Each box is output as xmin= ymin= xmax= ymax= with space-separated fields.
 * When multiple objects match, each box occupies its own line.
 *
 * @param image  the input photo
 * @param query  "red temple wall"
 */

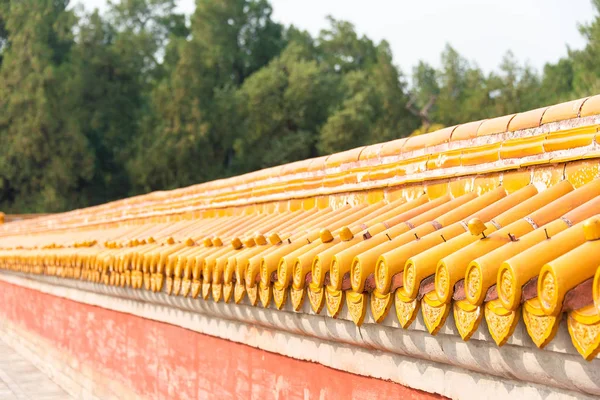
xmin=0 ymin=280 xmax=443 ymax=399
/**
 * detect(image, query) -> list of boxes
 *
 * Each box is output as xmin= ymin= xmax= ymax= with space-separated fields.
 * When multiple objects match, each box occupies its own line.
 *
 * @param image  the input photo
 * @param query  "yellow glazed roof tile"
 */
xmin=541 ymin=97 xmax=589 ymax=124
xmin=450 ymin=120 xmax=486 ymax=142
xmin=581 ymin=94 xmax=600 ymax=117
xmin=477 ymin=114 xmax=516 ymax=136
xmin=1 ymin=96 xmax=600 ymax=360
xmin=358 ymin=143 xmax=384 ymax=162
xmin=402 ymin=126 xmax=456 ymax=151
xmin=508 ymin=106 xmax=548 ymax=131
xmin=378 ymin=137 xmax=409 ymax=158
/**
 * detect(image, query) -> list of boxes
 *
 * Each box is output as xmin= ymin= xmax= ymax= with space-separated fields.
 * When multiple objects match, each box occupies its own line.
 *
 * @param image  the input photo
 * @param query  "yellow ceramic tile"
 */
xmin=451 ymin=120 xmax=485 ymax=141
xmin=379 ymin=137 xmax=409 ymax=158
xmin=461 ymin=143 xmax=501 ymax=166
xmin=285 ymin=180 xmax=304 ymax=192
xmin=565 ymin=161 xmax=600 ymax=188
xmin=477 ymin=114 xmax=516 ymax=136
xmin=304 ymin=156 xmax=327 ymax=175
xmin=508 ymin=107 xmax=548 ymax=131
xmin=568 ymin=305 xmax=600 ymax=361
xmin=500 ymin=135 xmax=546 ymax=160
xmin=301 ymin=177 xmax=323 ymax=191
xmin=580 ymin=94 xmax=600 ymax=117
xmin=302 ymin=197 xmax=316 ymax=210
xmin=328 ymin=194 xmax=351 ymax=209
xmin=531 ymin=165 xmax=565 ymax=191
xmin=279 ymin=201 xmax=292 ymax=212
xmin=502 ymin=169 xmax=532 ymax=193
xmin=263 ymin=203 xmax=276 ymax=213
xmin=449 ymin=177 xmax=474 ymax=197
xmin=322 ymin=173 xmax=346 ymax=188
xmin=385 ymin=185 xmax=423 ymax=203
xmin=424 ymin=182 xmax=449 ymax=199
xmin=342 ymin=172 xmax=359 ymax=185
xmin=367 ymin=190 xmax=385 ymax=204
xmin=367 ymin=162 xmax=405 ymax=181
xmin=399 ymin=155 xmax=430 ymax=177
xmin=542 ymin=97 xmax=588 ymax=124
xmin=359 ymin=143 xmax=384 ymax=161
xmin=544 ymin=125 xmax=598 ymax=153
xmin=485 ymin=300 xmax=520 ymax=347
xmin=345 ymin=192 xmax=368 ymax=206
xmin=402 ymin=126 xmax=455 ymax=152
xmin=325 ymin=146 xmax=365 ymax=168
xmin=353 ymin=166 xmax=372 ymax=183
xmin=473 ymin=174 xmax=502 ymax=195
xmin=280 ymin=158 xmax=313 ymax=175
xmin=426 ymin=149 xmax=462 ymax=170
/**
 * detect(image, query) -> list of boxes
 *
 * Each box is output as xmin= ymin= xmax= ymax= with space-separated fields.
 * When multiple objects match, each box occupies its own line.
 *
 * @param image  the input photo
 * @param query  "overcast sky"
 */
xmin=76 ymin=0 xmax=596 ymax=76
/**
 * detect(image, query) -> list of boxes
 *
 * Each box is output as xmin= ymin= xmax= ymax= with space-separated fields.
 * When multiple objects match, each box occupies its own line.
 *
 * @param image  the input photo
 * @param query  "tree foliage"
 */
xmin=234 ymin=43 xmax=337 ymax=171
xmin=0 ymin=0 xmax=94 ymax=212
xmin=0 ymin=0 xmax=598 ymax=212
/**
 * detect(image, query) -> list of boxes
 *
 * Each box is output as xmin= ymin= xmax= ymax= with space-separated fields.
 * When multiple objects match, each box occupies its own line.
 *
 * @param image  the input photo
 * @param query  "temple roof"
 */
xmin=1 ymin=95 xmax=600 ymax=363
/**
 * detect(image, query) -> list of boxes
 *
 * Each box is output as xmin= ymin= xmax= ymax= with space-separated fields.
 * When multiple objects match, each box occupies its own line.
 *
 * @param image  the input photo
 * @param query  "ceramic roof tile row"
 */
xmin=1 ymin=98 xmax=600 ymax=360
xmin=3 ymin=96 xmax=600 ymax=233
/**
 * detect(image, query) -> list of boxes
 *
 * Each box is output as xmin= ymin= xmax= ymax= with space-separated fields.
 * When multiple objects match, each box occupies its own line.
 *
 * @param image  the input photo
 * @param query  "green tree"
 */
xmin=284 ymin=25 xmax=318 ymax=58
xmin=73 ymin=0 xmax=189 ymax=202
xmin=456 ymin=65 xmax=490 ymax=122
xmin=73 ymin=10 xmax=145 ymax=204
xmin=406 ymin=61 xmax=440 ymax=133
xmin=129 ymin=37 xmax=241 ymax=191
xmin=0 ymin=1 xmax=8 ymax=66
xmin=411 ymin=61 xmax=439 ymax=104
xmin=0 ymin=0 xmax=94 ymax=212
xmin=191 ymin=0 xmax=285 ymax=86
xmin=128 ymin=38 xmax=212 ymax=192
xmin=318 ymin=17 xmax=378 ymax=74
xmin=435 ymin=45 xmax=471 ymax=125
xmin=107 ymin=0 xmax=188 ymax=83
xmin=1 ymin=0 xmax=595 ymax=211
xmin=128 ymin=0 xmax=286 ymax=192
xmin=540 ymin=58 xmax=575 ymax=104
xmin=569 ymin=0 xmax=600 ymax=95
xmin=319 ymin=47 xmax=418 ymax=153
xmin=368 ymin=41 xmax=419 ymax=143
xmin=319 ymin=70 xmax=379 ymax=154
xmin=319 ymin=27 xmax=418 ymax=154
xmin=487 ymin=51 xmax=541 ymax=116
xmin=233 ymin=43 xmax=338 ymax=171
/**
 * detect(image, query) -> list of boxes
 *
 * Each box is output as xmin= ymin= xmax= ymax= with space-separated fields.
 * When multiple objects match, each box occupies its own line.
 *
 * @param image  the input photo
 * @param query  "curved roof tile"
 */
xmin=1 ymin=96 xmax=600 ymax=362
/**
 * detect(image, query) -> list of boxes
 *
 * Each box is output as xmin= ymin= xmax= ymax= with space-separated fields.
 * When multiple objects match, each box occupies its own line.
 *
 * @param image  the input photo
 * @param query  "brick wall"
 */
xmin=0 ymin=280 xmax=443 ymax=399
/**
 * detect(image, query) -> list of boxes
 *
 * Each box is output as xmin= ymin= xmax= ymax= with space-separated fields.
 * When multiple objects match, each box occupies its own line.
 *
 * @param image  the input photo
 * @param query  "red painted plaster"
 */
xmin=0 ymin=281 xmax=444 ymax=399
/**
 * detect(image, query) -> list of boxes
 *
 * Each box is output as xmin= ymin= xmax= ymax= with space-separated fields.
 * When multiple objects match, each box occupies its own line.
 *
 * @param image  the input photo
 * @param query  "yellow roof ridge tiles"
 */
xmin=2 ymin=95 xmax=600 ymax=232
xmin=2 ymin=97 xmax=600 ymax=360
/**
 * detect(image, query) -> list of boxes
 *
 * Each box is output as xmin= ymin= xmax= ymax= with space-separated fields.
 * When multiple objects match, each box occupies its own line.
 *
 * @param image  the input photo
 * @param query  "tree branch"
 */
xmin=406 ymin=95 xmax=437 ymax=132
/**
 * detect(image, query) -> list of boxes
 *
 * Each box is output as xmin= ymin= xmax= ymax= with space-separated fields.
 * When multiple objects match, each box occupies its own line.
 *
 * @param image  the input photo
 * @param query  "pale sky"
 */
xmin=75 ymin=0 xmax=596 ymax=76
